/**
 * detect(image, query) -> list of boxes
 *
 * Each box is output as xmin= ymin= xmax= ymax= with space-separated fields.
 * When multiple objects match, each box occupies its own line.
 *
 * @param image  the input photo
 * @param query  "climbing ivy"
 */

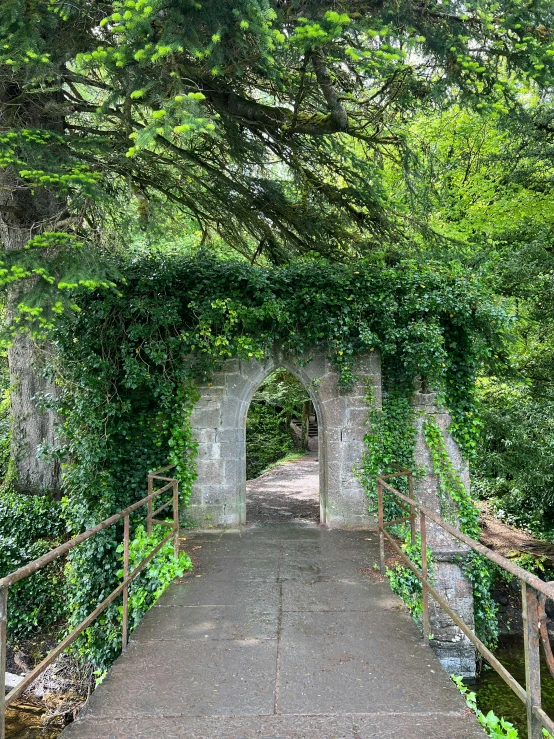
xmin=363 ymin=387 xmax=417 ymax=509
xmin=29 ymin=252 xmax=504 ymax=668
xmin=423 ymin=417 xmax=500 ymax=649
xmin=362 ymin=386 xmax=428 ymax=627
xmin=362 ymin=393 xmax=500 ymax=649
xmin=422 ymin=418 xmax=480 ymax=536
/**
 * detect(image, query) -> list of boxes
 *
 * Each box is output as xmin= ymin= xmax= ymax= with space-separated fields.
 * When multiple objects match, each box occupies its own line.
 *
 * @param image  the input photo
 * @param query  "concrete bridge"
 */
xmin=62 ymin=524 xmax=484 ymax=739
xmin=61 ymin=350 xmax=483 ymax=738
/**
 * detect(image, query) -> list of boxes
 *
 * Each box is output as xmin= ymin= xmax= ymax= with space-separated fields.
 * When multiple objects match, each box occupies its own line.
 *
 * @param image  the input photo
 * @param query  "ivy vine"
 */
xmin=362 ymin=393 xmax=500 ymax=650
xmin=423 ymin=417 xmax=499 ymax=649
xmin=17 ymin=253 xmax=504 ymax=668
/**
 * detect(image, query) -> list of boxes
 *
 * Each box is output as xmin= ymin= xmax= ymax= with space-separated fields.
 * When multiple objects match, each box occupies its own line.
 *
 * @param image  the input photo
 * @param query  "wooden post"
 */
xmin=147 ymin=474 xmax=153 ymax=537
xmin=421 ymin=512 xmax=430 ymax=646
xmin=408 ymin=471 xmax=416 ymax=546
xmin=173 ymin=481 xmax=180 ymax=559
xmin=0 ymin=586 xmax=7 ymax=739
xmin=522 ymin=582 xmax=543 ymax=739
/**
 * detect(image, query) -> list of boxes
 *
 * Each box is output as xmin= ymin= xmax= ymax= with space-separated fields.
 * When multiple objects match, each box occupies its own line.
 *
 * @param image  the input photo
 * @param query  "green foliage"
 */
xmin=118 ymin=525 xmax=191 ymax=633
xmin=364 ymin=387 xmax=431 ymax=624
xmin=386 ymin=535 xmax=433 ymax=626
xmin=0 ymin=491 xmax=67 ymax=641
xmin=452 ymin=675 xmax=520 ymax=738
xmin=0 ymin=353 xmax=10 ymax=480
xmin=474 ymin=383 xmax=554 ymax=537
xmin=252 ymin=370 xmax=310 ymax=421
xmin=4 ymin=0 xmax=554 ymax=336
xmin=45 ymin=253 xmax=499 ymax=666
xmin=247 ymin=404 xmax=295 ymax=480
xmin=363 ymin=396 xmax=500 ymax=648
xmin=246 ymin=370 xmax=309 ymax=479
xmin=386 ymin=102 xmax=554 ymax=538
xmin=423 ymin=418 xmax=480 ymax=536
xmin=462 ymin=550 xmax=501 ymax=652
xmin=68 ymin=523 xmax=191 ymax=670
xmin=424 ymin=417 xmax=499 ymax=649
xmin=362 ymin=387 xmax=417 ymax=520
xmin=46 ymin=260 xmax=198 ymax=668
xmin=0 ymin=355 xmax=64 ymax=642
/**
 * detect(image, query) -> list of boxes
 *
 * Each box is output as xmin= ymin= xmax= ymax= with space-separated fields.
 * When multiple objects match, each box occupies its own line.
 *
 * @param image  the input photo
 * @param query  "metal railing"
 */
xmin=377 ymin=469 xmax=554 ymax=739
xmin=0 ymin=464 xmax=179 ymax=739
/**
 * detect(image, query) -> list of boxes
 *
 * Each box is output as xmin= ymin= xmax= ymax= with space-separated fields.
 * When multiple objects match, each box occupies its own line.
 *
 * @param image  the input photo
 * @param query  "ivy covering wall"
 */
xmin=4 ymin=253 xmax=504 ymax=668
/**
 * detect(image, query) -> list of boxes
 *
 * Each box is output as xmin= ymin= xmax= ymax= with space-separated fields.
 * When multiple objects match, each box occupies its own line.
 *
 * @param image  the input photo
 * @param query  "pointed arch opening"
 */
xmin=188 ymin=350 xmax=381 ymax=528
xmin=245 ymin=368 xmax=320 ymax=525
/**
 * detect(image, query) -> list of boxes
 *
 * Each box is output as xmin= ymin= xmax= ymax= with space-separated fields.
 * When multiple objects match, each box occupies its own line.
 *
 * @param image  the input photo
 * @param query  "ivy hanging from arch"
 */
xmin=40 ymin=253 xmax=505 ymax=667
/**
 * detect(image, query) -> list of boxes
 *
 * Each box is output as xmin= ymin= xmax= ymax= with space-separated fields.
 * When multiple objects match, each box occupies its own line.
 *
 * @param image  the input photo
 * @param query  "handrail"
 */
xmin=377 ymin=470 xmax=554 ymax=739
xmin=0 ymin=464 xmax=179 ymax=739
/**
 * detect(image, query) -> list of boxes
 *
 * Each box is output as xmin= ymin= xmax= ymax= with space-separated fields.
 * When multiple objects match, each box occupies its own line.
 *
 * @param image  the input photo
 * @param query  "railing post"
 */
xmin=408 ymin=471 xmax=416 ymax=546
xmin=377 ymin=479 xmax=385 ymax=576
xmin=0 ymin=586 xmax=7 ymax=739
xmin=122 ymin=514 xmax=130 ymax=651
xmin=147 ymin=474 xmax=153 ymax=537
xmin=173 ymin=480 xmax=179 ymax=560
xmin=522 ymin=582 xmax=543 ymax=739
xmin=420 ymin=511 xmax=430 ymax=646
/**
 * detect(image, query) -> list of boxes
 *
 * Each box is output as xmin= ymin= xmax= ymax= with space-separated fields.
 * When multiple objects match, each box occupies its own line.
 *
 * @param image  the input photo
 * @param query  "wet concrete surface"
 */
xmin=62 ymin=527 xmax=484 ymax=738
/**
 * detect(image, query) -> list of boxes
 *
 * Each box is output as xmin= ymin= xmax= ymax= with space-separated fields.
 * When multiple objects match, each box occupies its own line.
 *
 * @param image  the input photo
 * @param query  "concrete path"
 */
xmin=62 ymin=527 xmax=484 ymax=738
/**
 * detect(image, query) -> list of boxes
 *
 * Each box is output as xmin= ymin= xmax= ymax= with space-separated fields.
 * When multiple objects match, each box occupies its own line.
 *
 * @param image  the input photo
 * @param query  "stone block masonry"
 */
xmin=187 ymin=348 xmax=382 ymax=528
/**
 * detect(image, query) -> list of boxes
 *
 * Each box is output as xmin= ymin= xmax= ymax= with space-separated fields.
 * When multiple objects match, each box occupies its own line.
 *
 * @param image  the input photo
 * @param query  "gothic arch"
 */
xmin=188 ymin=348 xmax=382 ymax=527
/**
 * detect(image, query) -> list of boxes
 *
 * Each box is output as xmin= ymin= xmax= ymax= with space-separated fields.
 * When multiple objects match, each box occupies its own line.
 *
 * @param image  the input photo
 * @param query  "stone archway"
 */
xmin=188 ymin=349 xmax=382 ymax=527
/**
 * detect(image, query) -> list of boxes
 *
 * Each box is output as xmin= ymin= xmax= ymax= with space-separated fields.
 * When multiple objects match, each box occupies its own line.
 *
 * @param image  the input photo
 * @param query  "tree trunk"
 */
xmin=0 ymin=85 xmax=65 ymax=496
xmin=7 ymin=335 xmax=60 ymax=495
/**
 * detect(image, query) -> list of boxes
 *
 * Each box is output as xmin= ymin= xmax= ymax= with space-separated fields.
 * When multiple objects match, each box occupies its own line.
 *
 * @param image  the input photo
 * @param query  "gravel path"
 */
xmin=246 ymin=453 xmax=320 ymax=525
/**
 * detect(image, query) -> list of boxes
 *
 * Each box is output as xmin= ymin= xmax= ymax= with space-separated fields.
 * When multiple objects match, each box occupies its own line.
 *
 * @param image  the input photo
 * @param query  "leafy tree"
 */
xmin=383 ymin=98 xmax=554 ymax=533
xmin=2 ymin=0 xmax=554 ymax=492
xmin=246 ymin=369 xmax=310 ymax=478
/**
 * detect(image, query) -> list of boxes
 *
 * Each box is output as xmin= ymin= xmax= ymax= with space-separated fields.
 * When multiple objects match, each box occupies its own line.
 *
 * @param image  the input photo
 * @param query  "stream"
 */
xmin=475 ymin=635 xmax=554 ymax=738
xmin=5 ymin=699 xmax=61 ymax=739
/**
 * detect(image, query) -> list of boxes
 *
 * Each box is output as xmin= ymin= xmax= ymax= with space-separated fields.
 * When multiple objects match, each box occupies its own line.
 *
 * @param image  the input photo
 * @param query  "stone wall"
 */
xmin=188 ymin=349 xmax=381 ymax=528
xmin=412 ymin=389 xmax=476 ymax=679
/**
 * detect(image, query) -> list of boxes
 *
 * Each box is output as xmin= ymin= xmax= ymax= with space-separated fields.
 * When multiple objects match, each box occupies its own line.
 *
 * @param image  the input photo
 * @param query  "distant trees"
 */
xmin=246 ymin=370 xmax=309 ymax=478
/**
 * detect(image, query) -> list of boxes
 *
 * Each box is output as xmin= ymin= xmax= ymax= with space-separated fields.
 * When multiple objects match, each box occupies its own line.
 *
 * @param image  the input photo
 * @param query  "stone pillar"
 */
xmin=187 ymin=349 xmax=382 ymax=528
xmin=413 ymin=388 xmax=476 ymax=679
xmin=321 ymin=351 xmax=381 ymax=527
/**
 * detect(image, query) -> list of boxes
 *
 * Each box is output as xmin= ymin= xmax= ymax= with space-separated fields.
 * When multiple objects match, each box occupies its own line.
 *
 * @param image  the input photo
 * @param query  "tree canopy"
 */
xmin=3 ymin=0 xmax=554 ymax=279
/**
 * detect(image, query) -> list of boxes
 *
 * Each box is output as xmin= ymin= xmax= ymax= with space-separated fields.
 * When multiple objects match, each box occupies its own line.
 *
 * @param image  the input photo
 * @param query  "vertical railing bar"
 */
xmin=377 ymin=479 xmax=385 ymax=576
xmin=522 ymin=582 xmax=543 ymax=739
xmin=122 ymin=514 xmax=130 ymax=651
xmin=173 ymin=480 xmax=179 ymax=560
xmin=408 ymin=471 xmax=416 ymax=546
xmin=420 ymin=511 xmax=430 ymax=646
xmin=0 ymin=586 xmax=8 ymax=739
xmin=147 ymin=474 xmax=153 ymax=537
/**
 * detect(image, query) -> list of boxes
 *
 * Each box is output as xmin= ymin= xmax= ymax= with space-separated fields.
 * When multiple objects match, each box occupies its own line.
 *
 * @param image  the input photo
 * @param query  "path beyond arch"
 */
xmin=62 ymin=462 xmax=484 ymax=739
